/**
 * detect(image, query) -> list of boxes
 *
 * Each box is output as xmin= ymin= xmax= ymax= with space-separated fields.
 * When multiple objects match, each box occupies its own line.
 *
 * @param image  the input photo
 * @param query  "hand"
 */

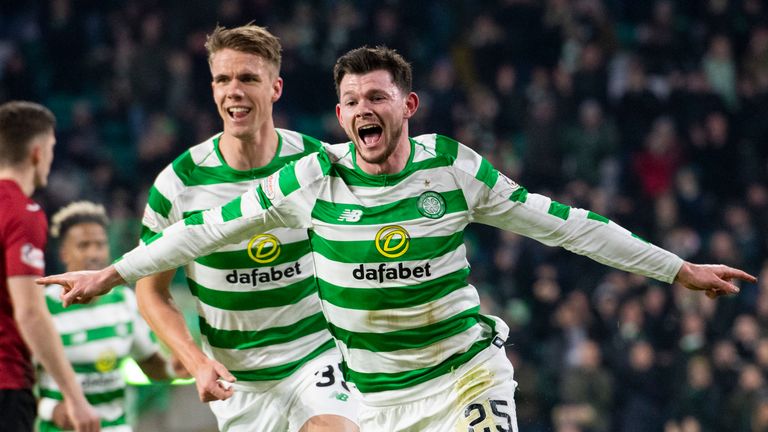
xmin=52 ymin=402 xmax=74 ymax=430
xmin=36 ymin=266 xmax=124 ymax=307
xmin=193 ymin=358 xmax=236 ymax=402
xmin=675 ymin=262 xmax=757 ymax=299
xmin=65 ymin=398 xmax=101 ymax=432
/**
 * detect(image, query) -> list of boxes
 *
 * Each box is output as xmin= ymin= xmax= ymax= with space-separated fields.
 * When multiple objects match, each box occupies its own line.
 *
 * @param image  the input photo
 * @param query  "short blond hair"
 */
xmin=205 ymin=23 xmax=281 ymax=72
xmin=50 ymin=201 xmax=109 ymax=239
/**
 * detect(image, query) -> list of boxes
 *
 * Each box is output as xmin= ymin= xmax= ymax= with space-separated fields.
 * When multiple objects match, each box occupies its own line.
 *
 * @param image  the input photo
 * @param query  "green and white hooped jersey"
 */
xmin=39 ymin=285 xmax=157 ymax=432
xmin=118 ymin=133 xmax=683 ymax=404
xmin=140 ymin=129 xmax=336 ymax=384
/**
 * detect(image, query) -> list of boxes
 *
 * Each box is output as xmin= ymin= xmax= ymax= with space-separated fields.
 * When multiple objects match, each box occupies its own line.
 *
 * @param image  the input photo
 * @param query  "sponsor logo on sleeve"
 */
xmin=20 ymin=243 xmax=45 ymax=270
xmin=264 ymin=174 xmax=278 ymax=200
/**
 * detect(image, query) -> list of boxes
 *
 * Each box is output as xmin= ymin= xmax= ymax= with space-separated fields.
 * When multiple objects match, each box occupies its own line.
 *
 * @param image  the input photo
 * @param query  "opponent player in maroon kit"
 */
xmin=0 ymin=101 xmax=100 ymax=432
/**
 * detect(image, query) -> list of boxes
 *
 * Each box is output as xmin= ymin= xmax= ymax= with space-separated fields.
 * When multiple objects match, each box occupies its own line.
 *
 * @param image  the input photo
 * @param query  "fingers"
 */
xmin=61 ymin=289 xmax=82 ymax=308
xmin=717 ymin=266 xmax=757 ymax=284
xmin=36 ymin=275 xmax=68 ymax=286
xmin=214 ymin=363 xmax=236 ymax=383
xmin=198 ymin=379 xmax=234 ymax=402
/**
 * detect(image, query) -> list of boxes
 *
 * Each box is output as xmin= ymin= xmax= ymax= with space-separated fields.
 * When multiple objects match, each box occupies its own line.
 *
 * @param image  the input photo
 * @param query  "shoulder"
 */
xmin=411 ymin=133 xmax=466 ymax=162
xmin=277 ymin=128 xmax=326 ymax=156
xmin=166 ymin=135 xmax=220 ymax=185
xmin=412 ymin=133 xmax=495 ymax=181
xmin=321 ymin=142 xmax=353 ymax=164
xmin=0 ymin=187 xmax=46 ymax=240
xmin=150 ymin=135 xmax=220 ymax=200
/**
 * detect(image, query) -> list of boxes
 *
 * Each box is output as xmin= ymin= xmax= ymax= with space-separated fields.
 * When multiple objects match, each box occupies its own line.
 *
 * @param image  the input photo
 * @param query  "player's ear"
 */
xmin=404 ymin=92 xmax=419 ymax=119
xmin=271 ymin=76 xmax=283 ymax=102
xmin=335 ymin=104 xmax=344 ymax=127
xmin=29 ymin=141 xmax=42 ymax=165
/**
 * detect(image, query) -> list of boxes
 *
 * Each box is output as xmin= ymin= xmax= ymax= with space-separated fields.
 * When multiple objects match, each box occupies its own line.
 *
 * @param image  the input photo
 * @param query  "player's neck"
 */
xmin=0 ymin=166 xmax=34 ymax=196
xmin=219 ymin=126 xmax=279 ymax=171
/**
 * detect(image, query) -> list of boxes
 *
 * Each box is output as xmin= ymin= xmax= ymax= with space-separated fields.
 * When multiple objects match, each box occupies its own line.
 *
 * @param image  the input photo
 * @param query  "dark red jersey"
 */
xmin=0 ymin=179 xmax=47 ymax=389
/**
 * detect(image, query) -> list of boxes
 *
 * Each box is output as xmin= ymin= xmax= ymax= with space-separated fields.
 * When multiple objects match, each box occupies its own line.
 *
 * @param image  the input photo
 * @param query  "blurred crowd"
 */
xmin=2 ymin=0 xmax=768 ymax=430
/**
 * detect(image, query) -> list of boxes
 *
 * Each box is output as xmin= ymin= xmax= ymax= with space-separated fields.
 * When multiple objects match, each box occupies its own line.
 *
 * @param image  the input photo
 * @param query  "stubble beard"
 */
xmin=356 ymin=125 xmax=404 ymax=165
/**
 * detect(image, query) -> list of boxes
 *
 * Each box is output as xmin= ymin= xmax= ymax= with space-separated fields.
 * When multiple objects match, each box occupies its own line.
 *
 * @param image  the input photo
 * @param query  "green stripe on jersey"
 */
xmin=318 ymin=267 xmax=470 ymax=310
xmin=40 ymin=388 xmax=125 ymax=405
xmin=311 ymin=189 xmax=468 ymax=225
xmin=509 ymin=186 xmax=528 ymax=203
xmin=140 ymin=224 xmax=158 ymax=243
xmin=171 ymin=136 xmax=294 ymax=187
xmin=222 ymin=197 xmax=243 ymax=221
xmin=194 ymin=239 xmax=311 ymax=268
xmin=548 ymin=201 xmax=571 ymax=220
xmin=278 ymin=162 xmax=301 ymax=196
xmin=475 ymin=158 xmax=499 ymax=189
xmin=39 ymin=415 xmax=127 ymax=432
xmin=230 ymin=338 xmax=335 ymax=382
xmin=587 ymin=211 xmax=610 ymax=223
xmin=435 ymin=134 xmax=459 ymax=159
xmin=329 ymin=306 xmax=481 ymax=351
xmin=330 ymin=140 xmax=453 ymax=187
xmin=255 ymin=185 xmax=273 ymax=209
xmin=185 ymin=212 xmax=204 ymax=226
xmin=70 ymin=363 xmax=122 ymax=374
xmin=310 ymin=231 xmax=464 ymax=263
xmin=200 ymin=312 xmax=327 ymax=349
xmin=60 ymin=322 xmax=134 ymax=346
xmin=187 ymin=276 xmax=316 ymax=310
xmin=147 ymin=185 xmax=172 ymax=218
xmin=344 ymin=337 xmax=492 ymax=393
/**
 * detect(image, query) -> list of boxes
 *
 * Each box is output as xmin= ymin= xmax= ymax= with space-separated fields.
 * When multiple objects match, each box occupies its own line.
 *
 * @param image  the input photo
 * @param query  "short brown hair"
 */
xmin=333 ymin=46 xmax=412 ymax=97
xmin=205 ymin=23 xmax=281 ymax=72
xmin=0 ymin=101 xmax=55 ymax=167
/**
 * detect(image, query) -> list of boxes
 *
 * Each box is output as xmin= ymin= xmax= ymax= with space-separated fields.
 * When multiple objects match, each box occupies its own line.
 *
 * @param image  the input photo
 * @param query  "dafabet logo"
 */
xmin=354 ymin=225 xmax=432 ymax=283
xmin=247 ymin=233 xmax=281 ymax=264
xmin=374 ymin=225 xmax=410 ymax=258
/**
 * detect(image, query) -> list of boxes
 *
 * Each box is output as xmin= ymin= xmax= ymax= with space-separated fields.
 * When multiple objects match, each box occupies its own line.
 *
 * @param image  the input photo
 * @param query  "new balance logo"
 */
xmin=330 ymin=391 xmax=350 ymax=402
xmin=338 ymin=209 xmax=363 ymax=222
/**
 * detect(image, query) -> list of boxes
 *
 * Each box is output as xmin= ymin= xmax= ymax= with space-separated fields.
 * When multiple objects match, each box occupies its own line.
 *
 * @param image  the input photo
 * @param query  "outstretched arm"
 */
xmin=37 ymin=151 xmax=327 ymax=305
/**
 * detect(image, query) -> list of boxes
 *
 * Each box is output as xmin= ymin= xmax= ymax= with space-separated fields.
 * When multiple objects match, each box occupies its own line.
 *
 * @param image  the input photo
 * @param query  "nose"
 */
xmin=226 ymin=80 xmax=245 ymax=99
xmin=355 ymin=101 xmax=374 ymax=119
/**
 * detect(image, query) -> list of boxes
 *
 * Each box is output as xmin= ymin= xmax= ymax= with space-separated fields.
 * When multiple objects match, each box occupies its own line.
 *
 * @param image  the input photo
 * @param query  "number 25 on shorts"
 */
xmin=456 ymin=399 xmax=514 ymax=432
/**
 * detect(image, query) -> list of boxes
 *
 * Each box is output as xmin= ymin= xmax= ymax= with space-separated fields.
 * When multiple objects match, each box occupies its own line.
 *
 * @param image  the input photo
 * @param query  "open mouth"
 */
xmin=227 ymin=106 xmax=251 ymax=120
xmin=358 ymin=124 xmax=383 ymax=146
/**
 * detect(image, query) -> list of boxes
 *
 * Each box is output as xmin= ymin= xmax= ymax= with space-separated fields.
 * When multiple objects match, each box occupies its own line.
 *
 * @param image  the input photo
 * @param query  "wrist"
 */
xmin=674 ymin=261 xmax=693 ymax=284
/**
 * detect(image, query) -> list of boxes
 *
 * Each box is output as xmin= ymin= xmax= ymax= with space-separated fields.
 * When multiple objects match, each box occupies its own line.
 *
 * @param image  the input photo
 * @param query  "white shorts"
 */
xmin=358 ymin=346 xmax=518 ymax=432
xmin=208 ymin=352 xmax=359 ymax=432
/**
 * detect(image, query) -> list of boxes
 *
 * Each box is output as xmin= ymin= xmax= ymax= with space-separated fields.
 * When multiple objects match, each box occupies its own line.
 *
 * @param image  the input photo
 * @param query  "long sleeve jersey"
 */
xmin=116 ymin=134 xmax=683 ymax=404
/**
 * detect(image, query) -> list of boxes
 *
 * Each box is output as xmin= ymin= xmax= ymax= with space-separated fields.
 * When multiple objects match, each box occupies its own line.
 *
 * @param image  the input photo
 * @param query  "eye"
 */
xmin=344 ymin=100 xmax=357 ymax=107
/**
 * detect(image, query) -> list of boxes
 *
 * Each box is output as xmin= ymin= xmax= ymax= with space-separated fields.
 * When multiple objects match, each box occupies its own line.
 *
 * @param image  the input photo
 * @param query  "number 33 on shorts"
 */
xmin=456 ymin=399 xmax=514 ymax=432
xmin=314 ymin=363 xmax=351 ymax=398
